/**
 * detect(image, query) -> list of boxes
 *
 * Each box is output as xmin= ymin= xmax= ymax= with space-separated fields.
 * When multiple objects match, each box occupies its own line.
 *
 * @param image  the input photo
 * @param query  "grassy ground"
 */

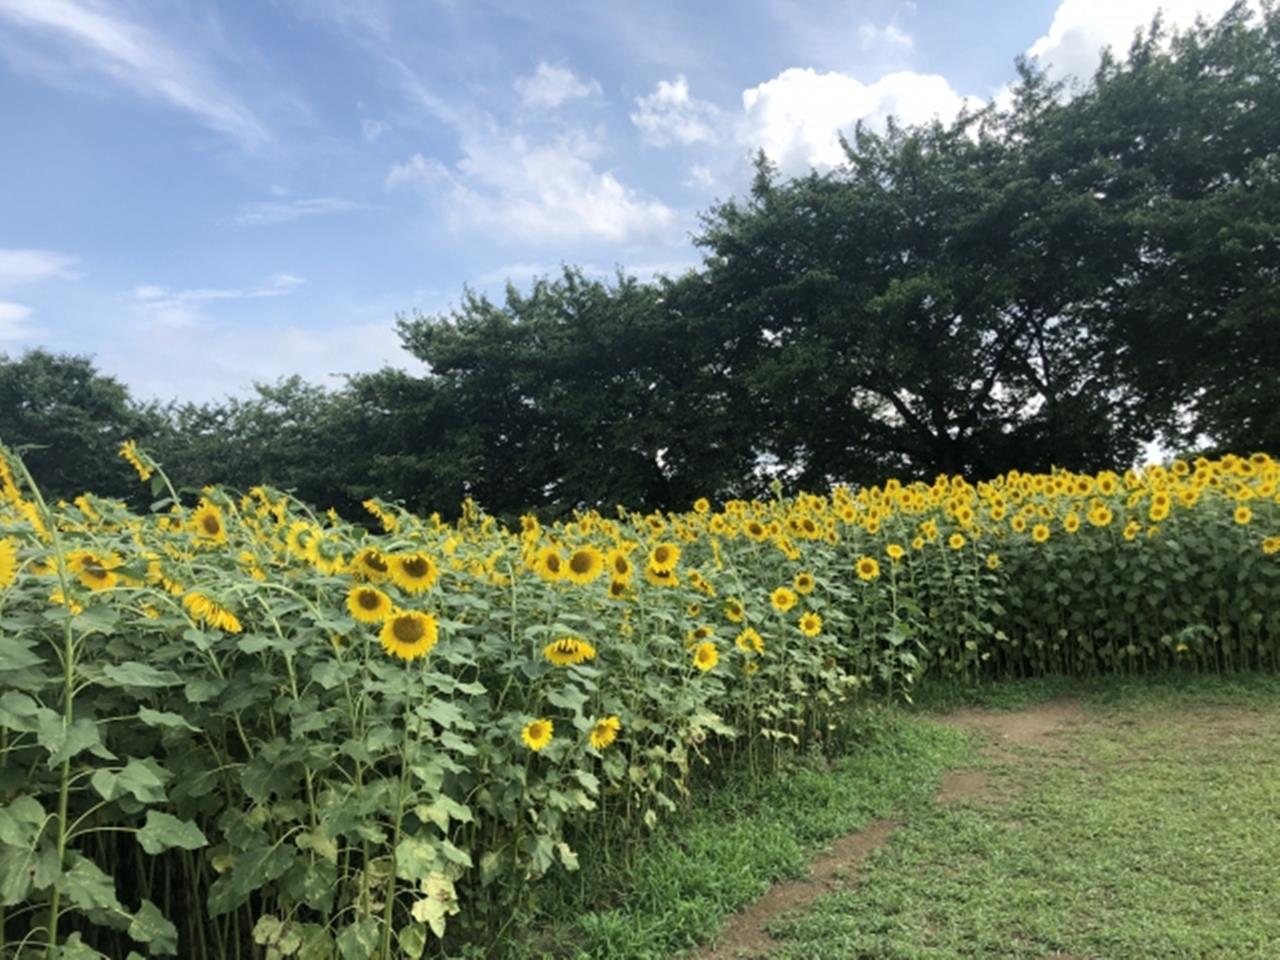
xmin=504 ymin=714 xmax=973 ymax=960
xmin=768 ymin=673 xmax=1280 ymax=959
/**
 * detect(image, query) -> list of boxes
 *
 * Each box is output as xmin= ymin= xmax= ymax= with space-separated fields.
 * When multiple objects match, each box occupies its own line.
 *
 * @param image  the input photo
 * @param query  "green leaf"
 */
xmin=0 ymin=690 xmax=56 ymax=733
xmin=54 ymin=932 xmax=110 ymax=960
xmin=39 ymin=716 xmax=115 ymax=768
xmin=91 ymin=758 xmax=168 ymax=805
xmin=137 ymin=707 xmax=198 ymax=732
xmin=101 ymin=662 xmax=183 ymax=688
xmin=60 ymin=852 xmax=125 ymax=916
xmin=415 ymin=795 xmax=473 ymax=832
xmin=0 ymin=839 xmax=58 ymax=906
xmin=137 ymin=811 xmax=207 ymax=854
xmin=128 ymin=898 xmax=179 ymax=956
xmin=0 ymin=635 xmax=45 ymax=670
xmin=0 ymin=795 xmax=47 ymax=846
xmin=335 ymin=917 xmax=380 ymax=960
xmin=397 ymin=922 xmax=427 ymax=959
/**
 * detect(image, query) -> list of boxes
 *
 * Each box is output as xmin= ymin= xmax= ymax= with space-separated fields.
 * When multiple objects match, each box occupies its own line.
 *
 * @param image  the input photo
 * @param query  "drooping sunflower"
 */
xmin=66 ymin=550 xmax=120 ymax=591
xmin=648 ymin=542 xmax=681 ymax=573
xmin=191 ymin=501 xmax=228 ymax=545
xmin=521 ymin=718 xmax=554 ymax=752
xmin=182 ymin=592 xmax=243 ymax=634
xmin=797 ymin=611 xmax=823 ymax=637
xmin=770 ymin=586 xmax=798 ymax=612
xmin=589 ymin=715 xmax=621 ymax=750
xmin=533 ymin=546 xmax=566 ymax=582
xmin=352 ymin=546 xmax=391 ymax=582
xmin=0 ymin=537 xmax=17 ymax=590
xmin=543 ymin=636 xmax=597 ymax=667
xmin=855 ymin=556 xmax=881 ymax=582
xmin=565 ymin=546 xmax=604 ymax=585
xmin=644 ymin=564 xmax=679 ymax=588
xmin=735 ymin=627 xmax=764 ymax=655
xmin=388 ymin=552 xmax=440 ymax=593
xmin=793 ymin=571 xmax=815 ymax=595
xmin=118 ymin=439 xmax=152 ymax=482
xmin=692 ymin=641 xmax=719 ymax=672
xmin=346 ymin=585 xmax=393 ymax=624
xmin=379 ymin=610 xmax=439 ymax=661
xmin=1122 ymin=520 xmax=1141 ymax=541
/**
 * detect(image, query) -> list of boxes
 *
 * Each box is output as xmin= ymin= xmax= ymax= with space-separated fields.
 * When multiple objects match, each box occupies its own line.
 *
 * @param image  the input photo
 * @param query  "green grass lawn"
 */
xmin=767 ymin=673 xmax=1280 ymax=960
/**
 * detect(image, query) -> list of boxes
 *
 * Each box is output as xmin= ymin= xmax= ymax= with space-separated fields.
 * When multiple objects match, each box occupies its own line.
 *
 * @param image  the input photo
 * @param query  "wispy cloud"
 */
xmin=631 ymin=75 xmax=720 ymax=147
xmin=514 ymin=62 xmax=601 ymax=108
xmin=0 ymin=248 xmax=78 ymax=287
xmin=0 ymin=0 xmax=270 ymax=148
xmin=232 ymin=196 xmax=368 ymax=226
xmin=133 ymin=273 xmax=305 ymax=329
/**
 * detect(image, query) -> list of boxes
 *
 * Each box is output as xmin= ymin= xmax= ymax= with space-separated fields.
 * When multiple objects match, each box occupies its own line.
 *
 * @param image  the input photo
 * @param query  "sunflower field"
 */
xmin=1 ymin=441 xmax=1278 ymax=959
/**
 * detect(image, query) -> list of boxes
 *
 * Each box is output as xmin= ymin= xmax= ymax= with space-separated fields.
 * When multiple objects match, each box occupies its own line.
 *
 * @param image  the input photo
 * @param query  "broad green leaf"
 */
xmin=137 ymin=811 xmax=207 ymax=854
xmin=39 ymin=716 xmax=115 ymax=768
xmin=100 ymin=662 xmax=183 ymax=688
xmin=60 ymin=852 xmax=125 ymax=916
xmin=335 ymin=917 xmax=380 ymax=960
xmin=137 ymin=707 xmax=198 ymax=732
xmin=128 ymin=898 xmax=178 ymax=956
xmin=0 ymin=635 xmax=44 ymax=670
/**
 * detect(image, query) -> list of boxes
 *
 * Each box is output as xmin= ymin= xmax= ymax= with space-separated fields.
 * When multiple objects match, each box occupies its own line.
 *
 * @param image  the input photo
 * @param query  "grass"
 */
xmin=503 ymin=712 xmax=974 ymax=959
xmin=767 ymin=672 xmax=1280 ymax=959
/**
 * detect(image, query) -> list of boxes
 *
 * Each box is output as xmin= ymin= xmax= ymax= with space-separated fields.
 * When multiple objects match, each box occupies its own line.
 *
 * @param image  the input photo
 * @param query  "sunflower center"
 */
xmin=401 ymin=557 xmax=428 ymax=578
xmin=366 ymin=554 xmax=388 ymax=573
xmin=569 ymin=552 xmax=593 ymax=574
xmin=357 ymin=590 xmax=381 ymax=610
xmin=83 ymin=562 xmax=108 ymax=580
xmin=201 ymin=515 xmax=221 ymax=535
xmin=653 ymin=546 xmax=671 ymax=564
xmin=613 ymin=556 xmax=628 ymax=575
xmin=392 ymin=615 xmax=424 ymax=644
xmin=546 ymin=555 xmax=562 ymax=572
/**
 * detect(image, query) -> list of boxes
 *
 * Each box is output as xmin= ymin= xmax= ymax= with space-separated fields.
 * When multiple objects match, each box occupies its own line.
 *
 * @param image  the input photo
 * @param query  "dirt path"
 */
xmin=693 ymin=701 xmax=1084 ymax=960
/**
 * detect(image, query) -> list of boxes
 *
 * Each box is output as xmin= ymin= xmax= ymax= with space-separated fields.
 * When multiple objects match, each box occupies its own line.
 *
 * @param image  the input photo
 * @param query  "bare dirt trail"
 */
xmin=693 ymin=700 xmax=1085 ymax=960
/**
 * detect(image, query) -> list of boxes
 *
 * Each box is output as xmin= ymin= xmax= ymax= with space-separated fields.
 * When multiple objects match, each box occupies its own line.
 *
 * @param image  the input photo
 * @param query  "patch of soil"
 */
xmin=936 ymin=767 xmax=991 ymax=803
xmin=940 ymin=699 xmax=1084 ymax=747
xmin=695 ymin=819 xmax=901 ymax=960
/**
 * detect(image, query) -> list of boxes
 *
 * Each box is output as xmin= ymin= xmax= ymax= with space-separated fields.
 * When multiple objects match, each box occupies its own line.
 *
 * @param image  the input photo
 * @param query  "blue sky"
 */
xmin=0 ymin=0 xmax=1248 ymax=401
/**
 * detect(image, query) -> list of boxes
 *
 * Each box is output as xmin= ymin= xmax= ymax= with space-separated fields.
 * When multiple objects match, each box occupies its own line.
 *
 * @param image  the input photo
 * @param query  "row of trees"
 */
xmin=3 ymin=4 xmax=1277 ymax=518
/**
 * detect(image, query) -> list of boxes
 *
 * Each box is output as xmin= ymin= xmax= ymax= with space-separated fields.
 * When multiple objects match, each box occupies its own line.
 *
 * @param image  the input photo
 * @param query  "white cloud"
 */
xmin=631 ymin=75 xmax=720 ymax=146
xmin=0 ymin=248 xmax=78 ymax=287
xmin=687 ymin=163 xmax=717 ymax=188
xmin=740 ymin=68 xmax=983 ymax=173
xmin=0 ymin=301 xmax=38 ymax=342
xmin=1027 ymin=0 xmax=1256 ymax=82
xmin=386 ymin=130 xmax=676 ymax=245
xmin=858 ymin=22 xmax=914 ymax=51
xmin=132 ymin=273 xmax=305 ymax=329
xmin=362 ymin=117 xmax=388 ymax=141
xmin=232 ymin=196 xmax=366 ymax=226
xmin=514 ymin=62 xmax=600 ymax=108
xmin=0 ymin=0 xmax=269 ymax=148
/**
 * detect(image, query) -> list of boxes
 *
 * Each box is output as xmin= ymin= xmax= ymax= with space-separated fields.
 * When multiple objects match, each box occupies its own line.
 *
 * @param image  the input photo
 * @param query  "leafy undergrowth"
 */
xmin=503 ymin=713 xmax=974 ymax=960
xmin=768 ymin=672 xmax=1280 ymax=959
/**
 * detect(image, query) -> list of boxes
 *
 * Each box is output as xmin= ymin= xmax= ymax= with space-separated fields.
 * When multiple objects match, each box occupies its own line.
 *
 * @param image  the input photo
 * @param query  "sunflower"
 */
xmin=644 ymin=564 xmax=679 ymax=587
xmin=352 ymin=546 xmax=391 ymax=582
xmin=793 ymin=571 xmax=815 ymax=595
xmin=1011 ymin=515 xmax=1028 ymax=534
xmin=770 ymin=586 xmax=798 ymax=612
xmin=521 ymin=718 xmax=554 ymax=752
xmin=607 ymin=578 xmax=631 ymax=600
xmin=1087 ymin=505 xmax=1113 ymax=527
xmin=182 ymin=592 xmax=242 ymax=634
xmin=66 ymin=550 xmax=120 ymax=591
xmin=692 ymin=497 xmax=711 ymax=514
xmin=0 ymin=537 xmax=17 ymax=590
xmin=1032 ymin=524 xmax=1051 ymax=543
xmin=1063 ymin=512 xmax=1081 ymax=534
xmin=118 ymin=439 xmax=152 ymax=482
xmin=886 ymin=543 xmax=905 ymax=562
xmin=565 ymin=546 xmax=604 ymax=585
xmin=743 ymin=519 xmax=768 ymax=543
xmin=648 ymin=542 xmax=681 ymax=573
xmin=692 ymin=641 xmax=719 ymax=672
xmin=389 ymin=552 xmax=440 ymax=593
xmin=605 ymin=547 xmax=632 ymax=581
xmin=534 ymin=546 xmax=566 ymax=582
xmin=191 ymin=501 xmax=228 ymax=545
xmin=346 ymin=585 xmax=392 ymax=624
xmin=589 ymin=715 xmax=621 ymax=750
xmin=986 ymin=553 xmax=1001 ymax=571
xmin=1263 ymin=537 xmax=1280 ymax=556
xmin=855 ymin=556 xmax=881 ymax=582
xmin=724 ymin=597 xmax=745 ymax=623
xmin=1123 ymin=520 xmax=1142 ymax=541
xmin=1234 ymin=505 xmax=1253 ymax=525
xmin=735 ymin=627 xmax=764 ymax=655
xmin=379 ymin=610 xmax=439 ymax=661
xmin=797 ymin=611 xmax=823 ymax=637
xmin=543 ymin=636 xmax=597 ymax=666
xmin=948 ymin=532 xmax=966 ymax=550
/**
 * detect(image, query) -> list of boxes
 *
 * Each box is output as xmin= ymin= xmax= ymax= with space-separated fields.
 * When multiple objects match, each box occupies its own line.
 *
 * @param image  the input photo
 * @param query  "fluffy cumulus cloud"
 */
xmin=386 ymin=129 xmax=675 ymax=245
xmin=514 ymin=62 xmax=601 ymax=108
xmin=1027 ymin=0 xmax=1260 ymax=82
xmin=630 ymin=75 xmax=720 ymax=146
xmin=740 ymin=68 xmax=983 ymax=173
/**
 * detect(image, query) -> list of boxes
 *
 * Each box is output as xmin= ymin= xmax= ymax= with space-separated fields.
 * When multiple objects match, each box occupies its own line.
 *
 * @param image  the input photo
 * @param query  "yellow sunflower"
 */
xmin=379 ymin=610 xmax=439 ymax=661
xmin=692 ymin=641 xmax=719 ymax=672
xmin=735 ymin=627 xmax=764 ymax=655
xmin=1123 ymin=520 xmax=1141 ymax=541
xmin=182 ymin=592 xmax=242 ymax=634
xmin=986 ymin=553 xmax=1001 ymax=571
xmin=607 ymin=578 xmax=631 ymax=600
xmin=534 ymin=546 xmax=566 ymax=582
xmin=191 ymin=501 xmax=228 ymax=545
xmin=604 ymin=547 xmax=632 ymax=581
xmin=948 ymin=532 xmax=966 ymax=550
xmin=1063 ymin=512 xmax=1081 ymax=534
xmin=692 ymin=497 xmax=711 ymax=514
xmin=644 ymin=564 xmax=679 ymax=587
xmin=388 ymin=552 xmax=440 ymax=593
xmin=886 ymin=543 xmax=905 ymax=562
xmin=589 ymin=715 xmax=621 ymax=750
xmin=0 ymin=538 xmax=18 ymax=590
xmin=743 ymin=519 xmax=768 ymax=542
xmin=797 ymin=611 xmax=823 ymax=637
xmin=521 ymin=718 xmax=554 ymax=752
xmin=770 ymin=586 xmax=798 ymax=612
xmin=793 ymin=571 xmax=815 ymax=595
xmin=352 ymin=546 xmax=391 ymax=582
xmin=1032 ymin=524 xmax=1051 ymax=543
xmin=543 ymin=636 xmax=597 ymax=666
xmin=724 ymin=597 xmax=745 ymax=623
xmin=66 ymin=550 xmax=120 ymax=591
xmin=565 ymin=546 xmax=604 ymax=585
xmin=648 ymin=542 xmax=681 ymax=573
xmin=855 ymin=556 xmax=881 ymax=582
xmin=1234 ymin=505 xmax=1252 ymax=525
xmin=118 ymin=439 xmax=152 ymax=482
xmin=1262 ymin=537 xmax=1280 ymax=556
xmin=346 ymin=585 xmax=393 ymax=624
